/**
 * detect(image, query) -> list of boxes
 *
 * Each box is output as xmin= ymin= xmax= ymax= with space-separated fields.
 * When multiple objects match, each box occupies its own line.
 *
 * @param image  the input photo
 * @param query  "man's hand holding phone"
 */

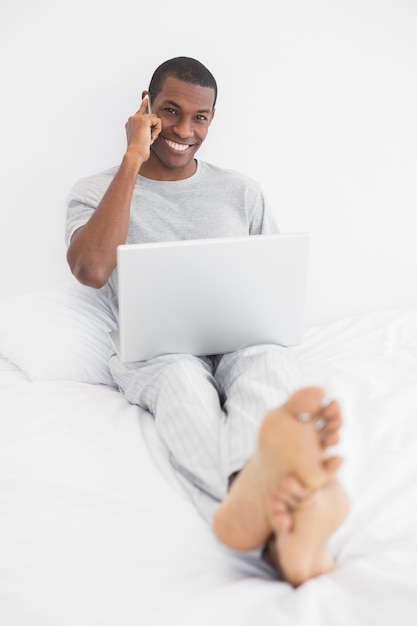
xmin=125 ymin=95 xmax=161 ymax=163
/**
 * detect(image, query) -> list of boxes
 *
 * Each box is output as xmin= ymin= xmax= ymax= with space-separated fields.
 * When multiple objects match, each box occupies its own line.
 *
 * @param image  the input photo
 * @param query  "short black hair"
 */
xmin=148 ymin=56 xmax=217 ymax=108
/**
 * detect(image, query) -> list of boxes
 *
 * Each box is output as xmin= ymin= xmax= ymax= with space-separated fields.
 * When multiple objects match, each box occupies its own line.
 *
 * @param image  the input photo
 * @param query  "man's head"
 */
xmin=140 ymin=57 xmax=217 ymax=180
xmin=148 ymin=57 xmax=217 ymax=109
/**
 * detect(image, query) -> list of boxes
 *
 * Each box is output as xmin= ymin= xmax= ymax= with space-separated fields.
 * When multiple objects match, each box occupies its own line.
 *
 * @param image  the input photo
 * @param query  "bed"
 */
xmin=1 ymin=279 xmax=417 ymax=625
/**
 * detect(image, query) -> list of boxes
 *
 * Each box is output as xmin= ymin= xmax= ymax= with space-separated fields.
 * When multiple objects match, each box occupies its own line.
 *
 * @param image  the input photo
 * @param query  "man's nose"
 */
xmin=173 ymin=117 xmax=193 ymax=138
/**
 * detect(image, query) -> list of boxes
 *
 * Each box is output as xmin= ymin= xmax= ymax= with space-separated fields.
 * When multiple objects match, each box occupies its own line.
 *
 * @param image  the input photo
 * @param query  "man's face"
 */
xmin=145 ymin=76 xmax=216 ymax=180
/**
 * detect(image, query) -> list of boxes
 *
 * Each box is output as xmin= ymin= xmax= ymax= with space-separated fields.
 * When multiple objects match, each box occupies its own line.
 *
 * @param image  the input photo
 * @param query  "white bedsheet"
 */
xmin=0 ymin=356 xmax=30 ymax=386
xmin=1 ymin=285 xmax=417 ymax=625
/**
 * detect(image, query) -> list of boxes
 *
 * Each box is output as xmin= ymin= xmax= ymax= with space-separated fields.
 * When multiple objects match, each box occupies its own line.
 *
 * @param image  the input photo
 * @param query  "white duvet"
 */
xmin=1 ymin=282 xmax=417 ymax=625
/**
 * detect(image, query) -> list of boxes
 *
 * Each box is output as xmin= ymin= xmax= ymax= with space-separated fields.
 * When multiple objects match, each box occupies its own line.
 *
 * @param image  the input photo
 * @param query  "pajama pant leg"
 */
xmin=109 ymin=352 xmax=228 ymax=502
xmin=214 ymin=344 xmax=301 ymax=479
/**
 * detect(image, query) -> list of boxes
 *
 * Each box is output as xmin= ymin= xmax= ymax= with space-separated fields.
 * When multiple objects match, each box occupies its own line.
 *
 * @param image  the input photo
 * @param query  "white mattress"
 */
xmin=0 ymin=282 xmax=416 ymax=625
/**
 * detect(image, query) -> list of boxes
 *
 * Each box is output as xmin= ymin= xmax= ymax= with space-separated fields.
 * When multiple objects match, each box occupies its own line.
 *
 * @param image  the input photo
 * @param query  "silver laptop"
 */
xmin=109 ymin=233 xmax=309 ymax=363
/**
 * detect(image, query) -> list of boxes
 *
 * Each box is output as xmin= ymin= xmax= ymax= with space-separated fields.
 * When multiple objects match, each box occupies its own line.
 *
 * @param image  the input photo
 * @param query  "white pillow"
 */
xmin=0 ymin=281 xmax=118 ymax=386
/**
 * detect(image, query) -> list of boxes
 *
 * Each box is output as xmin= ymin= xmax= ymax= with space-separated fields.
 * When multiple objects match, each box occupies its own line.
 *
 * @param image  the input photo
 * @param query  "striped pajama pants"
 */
xmin=110 ymin=344 xmax=300 ymax=523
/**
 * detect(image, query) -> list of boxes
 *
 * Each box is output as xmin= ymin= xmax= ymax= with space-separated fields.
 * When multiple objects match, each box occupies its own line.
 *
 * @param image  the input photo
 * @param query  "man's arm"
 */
xmin=67 ymin=97 xmax=161 ymax=288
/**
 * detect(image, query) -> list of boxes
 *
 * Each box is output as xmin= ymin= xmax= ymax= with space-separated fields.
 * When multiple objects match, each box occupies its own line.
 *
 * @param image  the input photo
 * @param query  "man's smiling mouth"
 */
xmin=164 ymin=138 xmax=191 ymax=152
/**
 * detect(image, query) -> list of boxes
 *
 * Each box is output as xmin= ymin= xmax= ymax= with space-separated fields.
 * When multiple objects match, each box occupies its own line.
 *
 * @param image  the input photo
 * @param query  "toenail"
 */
xmin=320 ymin=394 xmax=335 ymax=408
xmin=298 ymin=412 xmax=312 ymax=422
xmin=315 ymin=418 xmax=327 ymax=430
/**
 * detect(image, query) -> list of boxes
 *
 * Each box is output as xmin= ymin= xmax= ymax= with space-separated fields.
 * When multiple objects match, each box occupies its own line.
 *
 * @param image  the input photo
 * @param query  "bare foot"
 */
xmin=213 ymin=387 xmax=344 ymax=551
xmin=267 ymin=477 xmax=350 ymax=586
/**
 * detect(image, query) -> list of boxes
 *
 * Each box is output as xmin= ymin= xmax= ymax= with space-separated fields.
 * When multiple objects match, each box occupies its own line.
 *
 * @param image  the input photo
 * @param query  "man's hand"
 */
xmin=125 ymin=96 xmax=162 ymax=162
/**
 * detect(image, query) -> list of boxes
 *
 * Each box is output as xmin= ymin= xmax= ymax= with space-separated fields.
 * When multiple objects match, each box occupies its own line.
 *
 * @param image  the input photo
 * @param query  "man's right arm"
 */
xmin=67 ymin=97 xmax=161 ymax=288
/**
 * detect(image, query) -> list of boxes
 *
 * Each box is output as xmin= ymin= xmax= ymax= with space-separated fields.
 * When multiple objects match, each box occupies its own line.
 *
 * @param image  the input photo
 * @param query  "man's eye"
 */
xmin=164 ymin=108 xmax=177 ymax=115
xmin=196 ymin=115 xmax=207 ymax=121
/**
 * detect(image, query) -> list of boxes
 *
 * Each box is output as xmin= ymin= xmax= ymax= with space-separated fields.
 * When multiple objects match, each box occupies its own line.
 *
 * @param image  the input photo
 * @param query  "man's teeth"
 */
xmin=165 ymin=139 xmax=189 ymax=152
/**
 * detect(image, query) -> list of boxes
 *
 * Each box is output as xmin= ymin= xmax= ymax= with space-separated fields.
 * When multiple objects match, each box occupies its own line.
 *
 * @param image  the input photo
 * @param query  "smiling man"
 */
xmin=66 ymin=57 xmax=348 ymax=586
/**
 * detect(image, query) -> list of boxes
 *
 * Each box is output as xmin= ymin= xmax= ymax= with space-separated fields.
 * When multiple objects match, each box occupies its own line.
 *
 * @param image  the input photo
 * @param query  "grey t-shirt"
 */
xmin=66 ymin=160 xmax=279 ymax=316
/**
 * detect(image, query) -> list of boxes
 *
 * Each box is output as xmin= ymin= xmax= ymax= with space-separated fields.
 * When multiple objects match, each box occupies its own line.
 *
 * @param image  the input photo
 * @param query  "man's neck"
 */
xmin=138 ymin=158 xmax=197 ymax=181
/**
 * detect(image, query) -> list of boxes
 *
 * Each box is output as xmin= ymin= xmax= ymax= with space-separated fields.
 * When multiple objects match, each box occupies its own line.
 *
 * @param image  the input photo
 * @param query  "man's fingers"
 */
xmin=150 ymin=117 xmax=162 ymax=143
xmin=135 ymin=96 xmax=149 ymax=115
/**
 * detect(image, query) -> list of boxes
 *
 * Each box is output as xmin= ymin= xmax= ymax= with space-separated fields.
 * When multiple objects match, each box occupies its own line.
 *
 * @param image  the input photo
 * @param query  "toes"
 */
xmin=313 ymin=398 xmax=343 ymax=448
xmin=322 ymin=400 xmax=343 ymax=426
xmin=286 ymin=387 xmax=327 ymax=420
xmin=271 ymin=474 xmax=309 ymax=508
xmin=289 ymin=390 xmax=343 ymax=436
xmin=270 ymin=475 xmax=309 ymax=534
xmin=314 ymin=417 xmax=327 ymax=431
xmin=321 ymin=431 xmax=340 ymax=447
xmin=323 ymin=456 xmax=344 ymax=474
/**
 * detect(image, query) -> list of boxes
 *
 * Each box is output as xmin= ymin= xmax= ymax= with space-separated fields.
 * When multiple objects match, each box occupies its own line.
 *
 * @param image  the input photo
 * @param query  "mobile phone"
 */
xmin=146 ymin=94 xmax=152 ymax=114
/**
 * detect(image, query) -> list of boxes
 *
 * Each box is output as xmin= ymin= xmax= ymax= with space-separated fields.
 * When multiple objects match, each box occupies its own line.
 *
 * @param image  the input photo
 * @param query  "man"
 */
xmin=66 ymin=56 xmax=349 ymax=586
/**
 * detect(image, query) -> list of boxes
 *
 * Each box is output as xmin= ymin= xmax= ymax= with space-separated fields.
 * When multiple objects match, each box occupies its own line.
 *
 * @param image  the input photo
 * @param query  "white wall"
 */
xmin=1 ymin=0 xmax=416 ymax=325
